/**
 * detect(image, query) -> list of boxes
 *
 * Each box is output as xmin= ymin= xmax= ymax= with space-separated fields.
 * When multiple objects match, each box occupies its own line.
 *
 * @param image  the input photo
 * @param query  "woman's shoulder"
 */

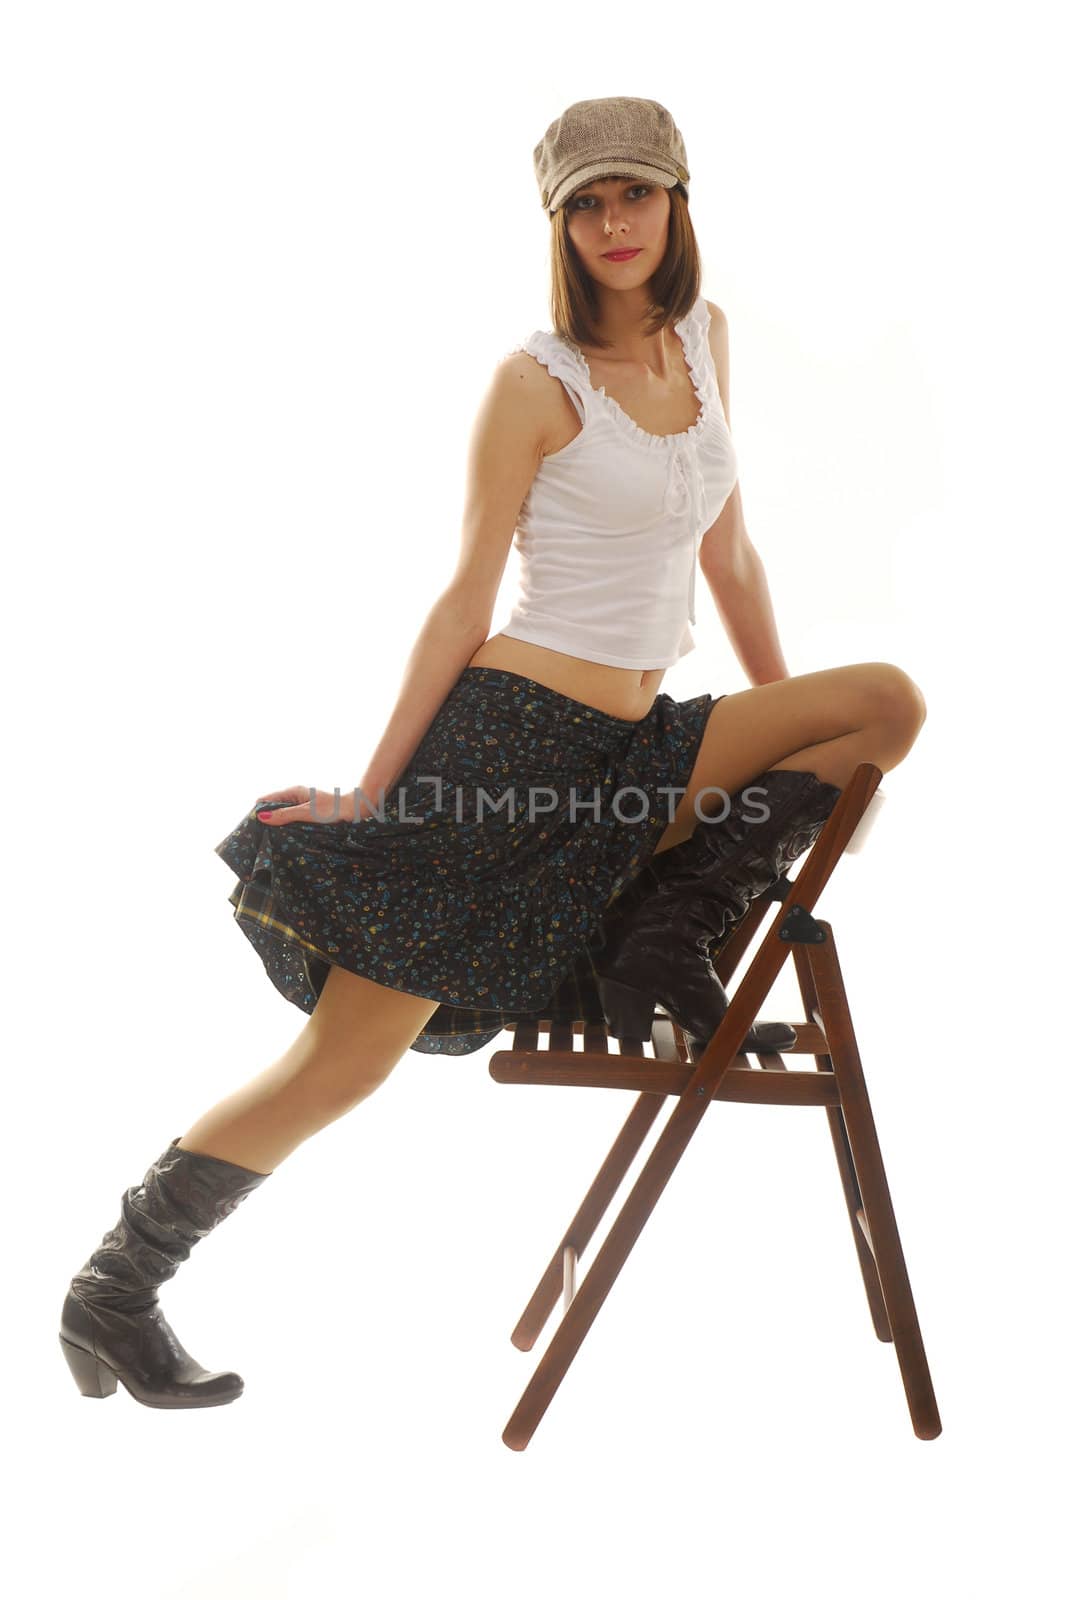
xmin=501 ymin=332 xmax=586 ymax=418
xmin=502 ymin=327 xmax=578 ymax=376
xmin=484 ymin=338 xmax=575 ymax=462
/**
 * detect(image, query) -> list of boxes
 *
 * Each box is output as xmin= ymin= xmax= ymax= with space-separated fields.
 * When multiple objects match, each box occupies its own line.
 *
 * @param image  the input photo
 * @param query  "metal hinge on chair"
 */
xmin=778 ymin=903 xmax=826 ymax=944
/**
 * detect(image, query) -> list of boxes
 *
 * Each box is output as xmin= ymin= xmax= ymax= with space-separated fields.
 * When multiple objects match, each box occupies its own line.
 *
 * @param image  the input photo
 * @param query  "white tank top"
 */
xmin=499 ymin=295 xmax=739 ymax=670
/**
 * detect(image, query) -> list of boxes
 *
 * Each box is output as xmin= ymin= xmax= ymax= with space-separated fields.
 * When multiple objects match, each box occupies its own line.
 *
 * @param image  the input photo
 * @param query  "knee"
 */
xmin=861 ymin=662 xmax=927 ymax=738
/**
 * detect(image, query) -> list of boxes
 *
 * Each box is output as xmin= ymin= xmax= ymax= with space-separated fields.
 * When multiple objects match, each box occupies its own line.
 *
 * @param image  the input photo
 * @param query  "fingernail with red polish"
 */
xmin=257 ymin=810 xmax=273 ymax=821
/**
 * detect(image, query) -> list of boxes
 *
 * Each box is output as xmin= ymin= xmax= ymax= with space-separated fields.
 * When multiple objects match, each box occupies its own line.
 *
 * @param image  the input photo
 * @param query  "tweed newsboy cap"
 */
xmin=534 ymin=96 xmax=690 ymax=216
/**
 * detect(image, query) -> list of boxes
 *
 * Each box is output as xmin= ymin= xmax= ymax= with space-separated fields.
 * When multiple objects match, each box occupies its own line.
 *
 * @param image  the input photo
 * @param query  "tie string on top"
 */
xmin=661 ymin=434 xmax=710 ymax=625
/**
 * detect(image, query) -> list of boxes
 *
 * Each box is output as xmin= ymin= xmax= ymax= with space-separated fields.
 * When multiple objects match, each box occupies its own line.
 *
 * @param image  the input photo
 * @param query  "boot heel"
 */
xmin=59 ymin=1336 xmax=118 ymax=1398
xmin=595 ymin=975 xmax=657 ymax=1041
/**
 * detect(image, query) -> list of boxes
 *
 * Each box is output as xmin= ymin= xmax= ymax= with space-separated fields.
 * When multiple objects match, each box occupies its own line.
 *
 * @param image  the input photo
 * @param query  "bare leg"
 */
xmin=654 ymin=661 xmax=926 ymax=852
xmin=176 ymin=663 xmax=926 ymax=1172
xmin=176 ymin=968 xmax=441 ymax=1174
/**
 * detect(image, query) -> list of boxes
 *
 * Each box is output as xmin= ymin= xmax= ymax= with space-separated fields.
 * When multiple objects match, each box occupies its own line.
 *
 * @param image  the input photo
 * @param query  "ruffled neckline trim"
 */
xmin=550 ymin=298 xmax=717 ymax=451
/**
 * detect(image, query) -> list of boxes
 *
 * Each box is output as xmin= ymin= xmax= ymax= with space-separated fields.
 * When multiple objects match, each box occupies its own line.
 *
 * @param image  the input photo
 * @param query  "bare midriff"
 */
xmin=466 ymin=633 xmax=665 ymax=722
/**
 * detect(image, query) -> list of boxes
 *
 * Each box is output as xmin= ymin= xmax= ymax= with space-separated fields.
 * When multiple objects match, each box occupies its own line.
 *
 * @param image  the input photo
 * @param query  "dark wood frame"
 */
xmin=489 ymin=760 xmax=941 ymax=1450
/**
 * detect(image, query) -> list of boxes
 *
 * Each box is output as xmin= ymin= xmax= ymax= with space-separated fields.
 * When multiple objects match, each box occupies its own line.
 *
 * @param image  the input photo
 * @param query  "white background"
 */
xmin=3 ymin=1 xmax=1067 ymax=1595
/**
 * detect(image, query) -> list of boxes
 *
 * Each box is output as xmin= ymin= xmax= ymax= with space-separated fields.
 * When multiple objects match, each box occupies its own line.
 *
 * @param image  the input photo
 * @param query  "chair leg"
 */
xmin=501 ymin=1022 xmax=744 ymax=1451
xmin=511 ymin=1022 xmax=697 ymax=1348
xmin=509 ymin=1081 xmax=667 ymax=1352
xmin=805 ymin=926 xmax=943 ymax=1441
xmin=791 ymin=946 xmax=892 ymax=1343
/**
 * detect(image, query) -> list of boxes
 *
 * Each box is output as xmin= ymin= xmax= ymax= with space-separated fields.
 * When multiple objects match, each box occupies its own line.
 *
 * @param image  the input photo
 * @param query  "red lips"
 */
xmin=603 ymin=248 xmax=641 ymax=261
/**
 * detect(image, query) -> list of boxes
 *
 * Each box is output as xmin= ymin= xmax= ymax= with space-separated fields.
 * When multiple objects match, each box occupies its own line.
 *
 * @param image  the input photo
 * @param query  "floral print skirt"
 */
xmin=214 ymin=665 xmax=721 ymax=1055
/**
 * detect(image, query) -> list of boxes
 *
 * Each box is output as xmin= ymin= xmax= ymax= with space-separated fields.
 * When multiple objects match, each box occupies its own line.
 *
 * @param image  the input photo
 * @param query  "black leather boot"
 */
xmin=594 ymin=849 xmax=798 ymax=1053
xmin=592 ymin=769 xmax=842 ymax=1053
xmin=59 ymin=1136 xmax=271 ymax=1409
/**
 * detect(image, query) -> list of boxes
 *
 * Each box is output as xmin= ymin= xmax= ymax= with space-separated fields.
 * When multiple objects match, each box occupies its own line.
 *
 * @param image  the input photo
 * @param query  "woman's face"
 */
xmin=563 ymin=174 xmax=671 ymax=290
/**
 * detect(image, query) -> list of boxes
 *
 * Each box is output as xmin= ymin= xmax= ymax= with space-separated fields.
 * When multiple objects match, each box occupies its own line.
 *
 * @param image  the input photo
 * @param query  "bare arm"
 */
xmin=701 ymin=501 xmax=791 ymax=687
xmin=354 ymin=593 xmax=490 ymax=807
xmin=699 ymin=302 xmax=790 ymax=687
xmin=355 ymin=351 xmax=549 ymax=809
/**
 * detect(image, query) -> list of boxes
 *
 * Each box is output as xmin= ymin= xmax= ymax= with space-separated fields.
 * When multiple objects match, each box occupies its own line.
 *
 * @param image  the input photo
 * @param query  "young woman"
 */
xmin=59 ymin=97 xmax=926 ymax=1410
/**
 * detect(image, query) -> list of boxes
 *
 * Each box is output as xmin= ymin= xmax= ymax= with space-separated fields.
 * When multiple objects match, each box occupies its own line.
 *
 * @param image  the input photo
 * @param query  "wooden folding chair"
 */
xmin=489 ymin=760 xmax=941 ymax=1450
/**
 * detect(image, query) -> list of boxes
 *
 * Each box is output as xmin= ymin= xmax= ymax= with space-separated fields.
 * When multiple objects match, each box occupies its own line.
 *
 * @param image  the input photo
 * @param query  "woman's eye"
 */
xmin=571 ymin=185 xmax=648 ymax=212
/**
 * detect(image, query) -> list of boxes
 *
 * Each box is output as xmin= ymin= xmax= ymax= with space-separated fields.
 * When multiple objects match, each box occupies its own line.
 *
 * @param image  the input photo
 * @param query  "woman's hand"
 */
xmin=255 ymin=786 xmax=373 ymax=826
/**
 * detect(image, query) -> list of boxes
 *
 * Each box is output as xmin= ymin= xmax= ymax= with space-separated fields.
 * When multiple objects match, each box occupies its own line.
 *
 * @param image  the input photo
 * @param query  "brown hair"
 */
xmin=547 ymin=183 xmax=703 ymax=352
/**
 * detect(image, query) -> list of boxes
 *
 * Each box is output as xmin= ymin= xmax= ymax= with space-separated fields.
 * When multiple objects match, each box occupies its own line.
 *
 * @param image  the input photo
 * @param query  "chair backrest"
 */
xmin=843 ymin=784 xmax=886 ymax=855
xmin=710 ymin=762 xmax=884 ymax=993
xmin=681 ymin=760 xmax=884 ymax=1068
